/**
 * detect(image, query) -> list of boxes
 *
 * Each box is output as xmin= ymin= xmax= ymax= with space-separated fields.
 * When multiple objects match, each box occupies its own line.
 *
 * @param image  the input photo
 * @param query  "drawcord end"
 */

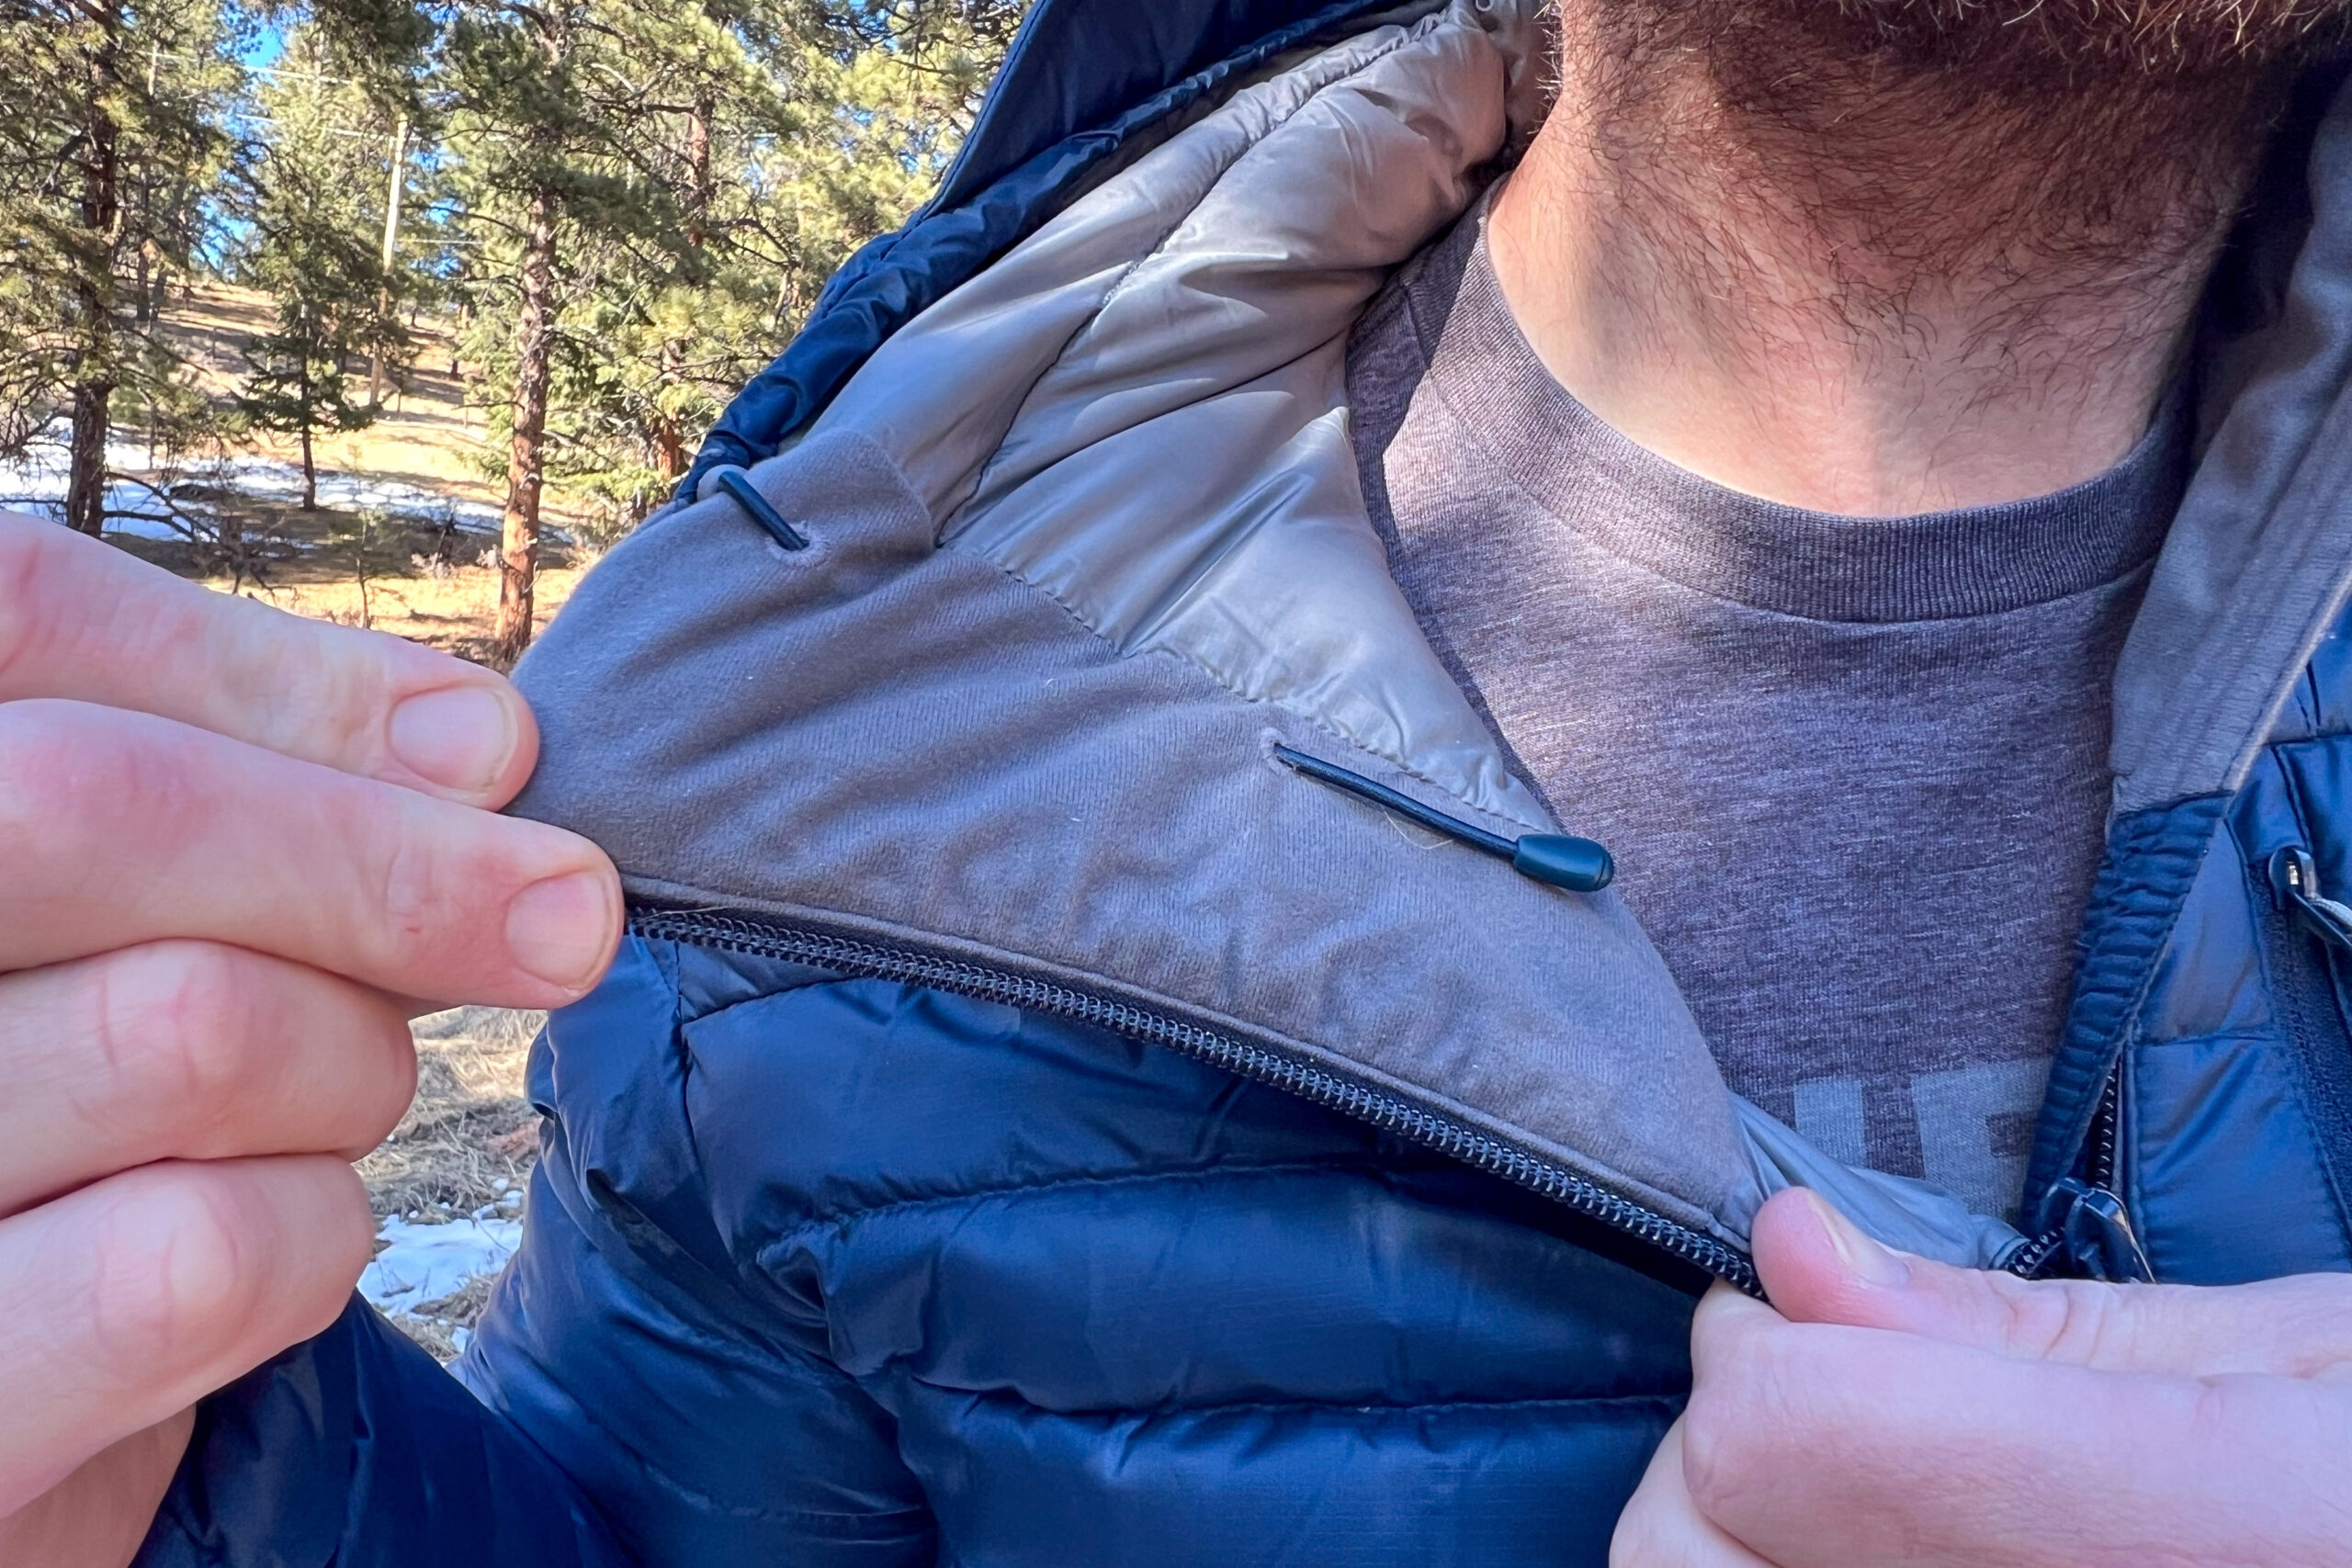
xmin=709 ymin=467 xmax=810 ymax=552
xmin=1512 ymin=835 xmax=1617 ymax=895
xmin=1272 ymin=746 xmax=1614 ymax=895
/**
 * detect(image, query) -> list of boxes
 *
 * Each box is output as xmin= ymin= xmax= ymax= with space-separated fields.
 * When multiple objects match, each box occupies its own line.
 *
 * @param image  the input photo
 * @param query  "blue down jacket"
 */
xmin=139 ymin=2 xmax=2352 ymax=1563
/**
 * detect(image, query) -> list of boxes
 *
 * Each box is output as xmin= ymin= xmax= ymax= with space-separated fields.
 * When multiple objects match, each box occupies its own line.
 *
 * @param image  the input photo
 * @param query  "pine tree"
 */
xmin=531 ymin=1 xmax=1022 ymax=547
xmin=440 ymin=0 xmax=1025 ymax=661
xmin=0 ymin=0 xmax=243 ymax=534
xmin=232 ymin=25 xmax=411 ymax=509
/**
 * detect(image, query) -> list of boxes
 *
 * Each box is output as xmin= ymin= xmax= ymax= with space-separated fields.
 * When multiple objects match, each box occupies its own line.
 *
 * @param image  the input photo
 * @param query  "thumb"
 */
xmin=1754 ymin=1188 xmax=2352 ymax=1378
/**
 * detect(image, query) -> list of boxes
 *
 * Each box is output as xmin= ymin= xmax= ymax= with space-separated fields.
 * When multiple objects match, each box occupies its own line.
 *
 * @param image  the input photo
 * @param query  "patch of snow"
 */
xmin=359 ymin=1214 xmax=521 ymax=1318
xmin=0 ymin=421 xmax=503 ymax=536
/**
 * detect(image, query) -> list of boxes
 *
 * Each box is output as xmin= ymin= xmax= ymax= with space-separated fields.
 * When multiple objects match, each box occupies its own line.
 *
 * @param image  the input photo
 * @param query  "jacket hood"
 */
xmin=512 ymin=0 xmax=2352 ymax=1273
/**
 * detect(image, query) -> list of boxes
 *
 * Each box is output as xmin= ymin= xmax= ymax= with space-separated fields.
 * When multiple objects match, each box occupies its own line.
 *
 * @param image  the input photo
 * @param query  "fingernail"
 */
xmin=1804 ymin=1190 xmax=1911 ymax=1288
xmin=389 ymin=686 xmax=519 ymax=795
xmin=504 ymin=871 xmax=616 ymax=993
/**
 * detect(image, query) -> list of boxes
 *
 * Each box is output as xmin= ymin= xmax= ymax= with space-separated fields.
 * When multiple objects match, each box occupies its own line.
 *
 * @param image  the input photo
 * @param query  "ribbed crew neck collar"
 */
xmin=1402 ymin=204 xmax=2188 ymax=625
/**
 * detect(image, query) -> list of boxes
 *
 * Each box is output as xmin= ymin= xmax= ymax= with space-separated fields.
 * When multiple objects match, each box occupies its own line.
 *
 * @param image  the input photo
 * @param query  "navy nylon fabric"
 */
xmin=2024 ymin=793 xmax=2232 ymax=1212
xmin=123 ymin=6 xmax=2352 ymax=1559
xmin=135 ymin=1296 xmax=633 ymax=1568
xmin=131 ymin=580 xmax=2352 ymax=1568
xmin=141 ymin=937 xmax=1701 ymax=1566
xmin=932 ymin=0 xmax=1361 ymax=208
xmin=683 ymin=0 xmax=1397 ymax=498
xmin=2021 ymin=599 xmax=2352 ymax=1278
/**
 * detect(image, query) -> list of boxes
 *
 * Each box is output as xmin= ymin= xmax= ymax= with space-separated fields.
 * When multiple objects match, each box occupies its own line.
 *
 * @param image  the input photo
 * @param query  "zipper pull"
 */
xmin=2030 ymin=1178 xmax=2155 ymax=1283
xmin=1273 ymin=746 xmax=1615 ymax=894
xmin=2269 ymin=846 xmax=2352 ymax=949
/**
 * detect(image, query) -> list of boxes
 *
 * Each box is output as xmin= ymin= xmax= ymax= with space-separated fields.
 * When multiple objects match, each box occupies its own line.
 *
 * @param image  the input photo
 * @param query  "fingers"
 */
xmin=0 ymin=702 xmax=619 ymax=1006
xmin=1610 ymin=1419 xmax=1777 ymax=1568
xmin=1682 ymin=1297 xmax=2352 ymax=1568
xmin=0 ymin=943 xmax=417 ymax=1218
xmin=0 ymin=513 xmax=537 ymax=807
xmin=0 ymin=1158 xmax=371 ymax=1517
xmin=1754 ymin=1189 xmax=2352 ymax=1378
xmin=0 ymin=1411 xmax=195 ymax=1568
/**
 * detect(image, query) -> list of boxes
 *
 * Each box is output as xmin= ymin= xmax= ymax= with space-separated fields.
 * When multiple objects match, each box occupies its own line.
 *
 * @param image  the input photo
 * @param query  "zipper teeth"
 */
xmin=2264 ymin=871 xmax=2352 ymax=1217
xmin=2004 ymin=1228 xmax=2066 ymax=1280
xmin=2087 ymin=1070 xmax=2122 ymax=1192
xmin=630 ymin=908 xmax=1759 ymax=1293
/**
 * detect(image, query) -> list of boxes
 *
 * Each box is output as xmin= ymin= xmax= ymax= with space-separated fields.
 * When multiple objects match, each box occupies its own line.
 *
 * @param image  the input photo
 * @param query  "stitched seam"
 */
xmin=925 ymin=14 xmax=1533 ymax=831
xmin=2033 ymin=800 xmax=2223 ymax=1199
xmin=953 ymin=21 xmax=1428 ymax=525
xmin=948 ymin=546 xmax=1532 ymax=832
xmin=1419 ymin=351 xmax=2169 ymax=628
xmin=900 ymin=1375 xmax=1690 ymax=1419
xmin=761 ymin=1156 xmax=1408 ymax=1247
xmin=590 ymin=1431 xmax=933 ymax=1529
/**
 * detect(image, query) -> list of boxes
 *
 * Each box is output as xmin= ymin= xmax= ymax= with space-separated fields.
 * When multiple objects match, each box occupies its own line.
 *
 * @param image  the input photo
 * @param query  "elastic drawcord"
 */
xmin=1272 ymin=746 xmax=1615 ymax=895
xmin=709 ymin=466 xmax=810 ymax=551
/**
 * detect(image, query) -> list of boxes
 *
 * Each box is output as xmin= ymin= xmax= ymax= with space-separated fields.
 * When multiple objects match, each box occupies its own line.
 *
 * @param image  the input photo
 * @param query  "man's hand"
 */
xmin=0 ymin=516 xmax=621 ymax=1565
xmin=1613 ymin=1190 xmax=2352 ymax=1567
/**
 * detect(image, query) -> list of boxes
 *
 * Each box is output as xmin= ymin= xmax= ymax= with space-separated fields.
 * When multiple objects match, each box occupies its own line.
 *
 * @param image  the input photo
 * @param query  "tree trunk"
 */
xmin=368 ymin=118 xmax=410 ymax=408
xmin=64 ymin=383 xmax=112 ymax=537
xmin=298 ymin=426 xmax=317 ymax=512
xmin=495 ymin=185 xmax=559 ymax=664
xmin=300 ymin=419 xmax=316 ymax=511
xmin=651 ymin=415 xmax=685 ymax=484
xmin=63 ymin=1 xmax=122 ymax=538
xmin=297 ymin=344 xmax=318 ymax=511
xmin=644 ymin=98 xmax=712 ymax=502
xmin=684 ymin=99 xmax=712 ymax=251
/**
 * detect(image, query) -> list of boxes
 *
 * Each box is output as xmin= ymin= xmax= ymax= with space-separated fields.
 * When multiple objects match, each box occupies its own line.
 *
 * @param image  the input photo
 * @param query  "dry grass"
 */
xmin=216 ymin=557 xmax=585 ymax=668
xmin=115 ymin=278 xmax=599 ymax=666
xmin=359 ymin=1006 xmax=546 ymax=1358
xmin=362 ymin=1006 xmax=545 ymax=1218
xmin=107 ymin=501 xmax=589 ymax=667
xmin=396 ymin=1273 xmax=505 ymax=1364
xmin=155 ymin=279 xmax=584 ymax=519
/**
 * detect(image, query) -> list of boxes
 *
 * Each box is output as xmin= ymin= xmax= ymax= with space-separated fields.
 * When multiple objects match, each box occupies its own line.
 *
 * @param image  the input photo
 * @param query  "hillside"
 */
xmin=2 ymin=279 xmax=594 ymax=666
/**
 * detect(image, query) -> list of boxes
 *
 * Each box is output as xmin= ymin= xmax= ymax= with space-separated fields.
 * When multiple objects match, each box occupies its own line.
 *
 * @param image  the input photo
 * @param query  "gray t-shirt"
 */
xmin=1349 ymin=207 xmax=2187 ymax=1219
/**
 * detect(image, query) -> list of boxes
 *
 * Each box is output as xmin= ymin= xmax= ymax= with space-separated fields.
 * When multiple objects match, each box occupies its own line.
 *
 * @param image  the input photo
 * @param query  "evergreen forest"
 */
xmin=1 ymin=0 xmax=1024 ymax=657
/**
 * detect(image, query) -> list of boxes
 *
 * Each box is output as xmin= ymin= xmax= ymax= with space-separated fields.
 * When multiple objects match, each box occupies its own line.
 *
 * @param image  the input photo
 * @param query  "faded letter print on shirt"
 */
xmin=1348 ymin=194 xmax=2188 ymax=1220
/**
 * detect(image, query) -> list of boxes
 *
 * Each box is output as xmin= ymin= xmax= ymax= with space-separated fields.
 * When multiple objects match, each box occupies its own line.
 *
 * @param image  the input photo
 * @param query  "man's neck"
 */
xmin=1487 ymin=4 xmax=2278 ymax=515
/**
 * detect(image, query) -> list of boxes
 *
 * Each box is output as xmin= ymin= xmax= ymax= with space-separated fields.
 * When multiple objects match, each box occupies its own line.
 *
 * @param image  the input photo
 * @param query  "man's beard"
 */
xmin=1566 ymin=0 xmax=2349 ymax=295
xmin=1776 ymin=0 xmax=2352 ymax=80
xmin=1536 ymin=0 xmax=2350 ymax=395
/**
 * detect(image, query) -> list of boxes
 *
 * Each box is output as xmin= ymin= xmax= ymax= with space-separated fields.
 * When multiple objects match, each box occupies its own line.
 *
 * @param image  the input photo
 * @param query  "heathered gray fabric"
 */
xmin=523 ymin=425 xmax=1753 ymax=1247
xmin=1350 ymin=212 xmax=2187 ymax=1218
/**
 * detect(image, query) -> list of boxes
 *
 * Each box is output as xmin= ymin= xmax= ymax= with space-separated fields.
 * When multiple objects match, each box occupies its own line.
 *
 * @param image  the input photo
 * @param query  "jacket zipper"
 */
xmin=628 ymin=904 xmax=1761 ymax=1294
xmin=2037 ymin=1066 xmax=2154 ymax=1281
xmin=2026 ymin=839 xmax=2352 ymax=1281
xmin=2265 ymin=844 xmax=2352 ymax=1207
xmin=2016 ymin=1066 xmax=2152 ymax=1282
